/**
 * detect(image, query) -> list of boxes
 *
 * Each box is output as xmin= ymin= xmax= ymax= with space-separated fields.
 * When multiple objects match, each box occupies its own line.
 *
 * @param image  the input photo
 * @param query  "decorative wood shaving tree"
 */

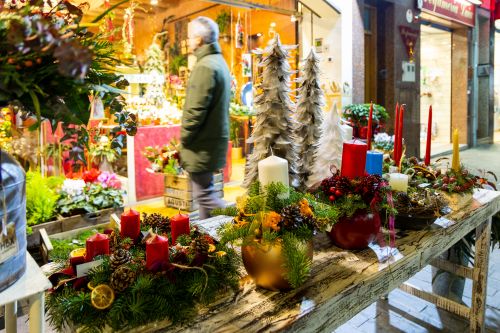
xmin=295 ymin=49 xmax=324 ymax=190
xmin=306 ymin=103 xmax=346 ymax=189
xmin=243 ymin=34 xmax=298 ymax=187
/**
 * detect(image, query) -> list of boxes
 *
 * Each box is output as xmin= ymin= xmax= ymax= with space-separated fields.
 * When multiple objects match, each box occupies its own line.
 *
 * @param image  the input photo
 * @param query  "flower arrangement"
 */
xmin=373 ymin=132 xmax=394 ymax=152
xmin=57 ymin=170 xmax=124 ymax=216
xmin=343 ymin=103 xmax=389 ymax=128
xmin=89 ymin=136 xmax=118 ymax=165
xmin=143 ymin=139 xmax=182 ymax=175
xmin=318 ymin=171 xmax=394 ymax=217
xmin=46 ymin=218 xmax=240 ymax=332
xmin=213 ymin=182 xmax=335 ymax=289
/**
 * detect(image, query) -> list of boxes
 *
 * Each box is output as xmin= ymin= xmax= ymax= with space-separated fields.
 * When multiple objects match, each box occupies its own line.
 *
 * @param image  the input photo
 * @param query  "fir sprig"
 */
xmin=281 ymin=232 xmax=312 ymax=289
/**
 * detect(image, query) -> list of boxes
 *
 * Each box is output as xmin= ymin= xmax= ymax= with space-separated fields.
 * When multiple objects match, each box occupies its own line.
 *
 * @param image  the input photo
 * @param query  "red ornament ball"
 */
xmin=335 ymin=190 xmax=343 ymax=197
xmin=329 ymin=195 xmax=335 ymax=202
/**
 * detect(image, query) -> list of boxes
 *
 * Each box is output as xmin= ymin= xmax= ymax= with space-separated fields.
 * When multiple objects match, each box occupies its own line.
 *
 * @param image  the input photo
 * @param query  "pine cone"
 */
xmin=193 ymin=237 xmax=209 ymax=256
xmin=110 ymin=249 xmax=131 ymax=270
xmin=110 ymin=265 xmax=136 ymax=292
xmin=280 ymin=205 xmax=304 ymax=230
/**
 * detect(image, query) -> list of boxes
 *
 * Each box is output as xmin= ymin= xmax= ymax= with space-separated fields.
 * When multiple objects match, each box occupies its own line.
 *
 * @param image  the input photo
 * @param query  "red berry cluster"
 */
xmin=320 ymin=172 xmax=351 ymax=202
xmin=320 ymin=172 xmax=385 ymax=204
xmin=433 ymin=169 xmax=477 ymax=193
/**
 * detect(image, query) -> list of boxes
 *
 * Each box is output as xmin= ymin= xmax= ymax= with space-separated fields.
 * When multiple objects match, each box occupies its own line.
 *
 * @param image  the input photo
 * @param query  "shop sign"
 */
xmin=399 ymin=26 xmax=419 ymax=62
xmin=418 ymin=0 xmax=475 ymax=27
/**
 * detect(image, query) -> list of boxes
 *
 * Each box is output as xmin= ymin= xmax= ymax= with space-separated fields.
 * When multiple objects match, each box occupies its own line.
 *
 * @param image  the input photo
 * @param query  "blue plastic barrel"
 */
xmin=0 ymin=150 xmax=26 ymax=292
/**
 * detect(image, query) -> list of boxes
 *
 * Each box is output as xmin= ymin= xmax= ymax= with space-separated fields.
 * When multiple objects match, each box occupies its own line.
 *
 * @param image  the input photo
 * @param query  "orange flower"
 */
xmin=263 ymin=212 xmax=282 ymax=232
xmin=299 ymin=199 xmax=314 ymax=217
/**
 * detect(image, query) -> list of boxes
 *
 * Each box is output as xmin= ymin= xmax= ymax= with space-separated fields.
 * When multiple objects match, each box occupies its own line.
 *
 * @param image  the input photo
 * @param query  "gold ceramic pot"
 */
xmin=241 ymin=238 xmax=314 ymax=291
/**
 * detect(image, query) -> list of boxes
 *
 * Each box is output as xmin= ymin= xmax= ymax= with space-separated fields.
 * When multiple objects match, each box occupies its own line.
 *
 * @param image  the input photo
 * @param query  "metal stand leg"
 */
xmin=28 ymin=292 xmax=44 ymax=333
xmin=470 ymin=217 xmax=492 ymax=333
xmin=5 ymin=301 xmax=17 ymax=333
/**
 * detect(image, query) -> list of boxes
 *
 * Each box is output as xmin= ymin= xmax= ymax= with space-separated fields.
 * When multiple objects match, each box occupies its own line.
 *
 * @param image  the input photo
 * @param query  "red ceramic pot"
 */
xmin=328 ymin=209 xmax=381 ymax=250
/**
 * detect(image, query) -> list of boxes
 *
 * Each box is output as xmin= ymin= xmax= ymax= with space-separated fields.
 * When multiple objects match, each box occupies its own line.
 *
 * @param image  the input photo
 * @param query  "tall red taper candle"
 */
xmin=146 ymin=234 xmax=170 ymax=270
xmin=170 ymin=211 xmax=190 ymax=244
xmin=393 ymin=103 xmax=400 ymax=163
xmin=397 ymin=105 xmax=405 ymax=166
xmin=366 ymin=102 xmax=373 ymax=150
xmin=424 ymin=105 xmax=432 ymax=165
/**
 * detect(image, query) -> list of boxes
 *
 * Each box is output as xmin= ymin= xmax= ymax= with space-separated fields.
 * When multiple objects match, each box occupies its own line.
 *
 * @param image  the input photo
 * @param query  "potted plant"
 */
xmin=343 ymin=104 xmax=389 ymax=139
xmin=214 ymin=182 xmax=333 ymax=290
xmin=215 ymin=10 xmax=231 ymax=42
xmin=230 ymin=120 xmax=242 ymax=160
xmin=90 ymin=136 xmax=118 ymax=172
xmin=316 ymin=172 xmax=394 ymax=250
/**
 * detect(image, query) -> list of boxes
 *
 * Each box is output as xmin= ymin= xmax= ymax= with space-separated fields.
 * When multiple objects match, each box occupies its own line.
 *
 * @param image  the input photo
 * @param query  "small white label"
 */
xmin=76 ymin=259 xmax=104 ymax=278
xmin=433 ymin=217 xmax=455 ymax=229
xmin=0 ymin=222 xmax=18 ymax=264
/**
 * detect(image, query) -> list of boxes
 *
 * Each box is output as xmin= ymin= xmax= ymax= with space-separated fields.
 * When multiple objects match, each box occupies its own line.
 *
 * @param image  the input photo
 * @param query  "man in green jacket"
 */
xmin=180 ymin=16 xmax=230 ymax=220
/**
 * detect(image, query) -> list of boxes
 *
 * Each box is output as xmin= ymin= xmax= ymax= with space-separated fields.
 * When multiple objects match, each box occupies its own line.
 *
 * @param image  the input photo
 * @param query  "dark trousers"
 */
xmin=190 ymin=172 xmax=225 ymax=220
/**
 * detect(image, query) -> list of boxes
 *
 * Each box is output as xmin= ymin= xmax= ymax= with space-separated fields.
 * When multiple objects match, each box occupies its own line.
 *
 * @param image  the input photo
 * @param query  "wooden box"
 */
xmin=27 ymin=207 xmax=124 ymax=248
xmin=163 ymin=173 xmax=224 ymax=212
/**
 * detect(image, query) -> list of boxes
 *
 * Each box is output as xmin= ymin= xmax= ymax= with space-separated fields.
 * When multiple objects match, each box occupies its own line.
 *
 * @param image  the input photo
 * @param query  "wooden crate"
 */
xmin=27 ymin=207 xmax=124 ymax=248
xmin=164 ymin=181 xmax=224 ymax=200
xmin=164 ymin=191 xmax=224 ymax=212
xmin=163 ymin=173 xmax=224 ymax=212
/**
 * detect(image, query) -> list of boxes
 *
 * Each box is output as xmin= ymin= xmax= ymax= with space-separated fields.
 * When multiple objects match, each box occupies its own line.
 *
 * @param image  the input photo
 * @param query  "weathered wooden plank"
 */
xmin=152 ymin=190 xmax=500 ymax=333
xmin=470 ymin=217 xmax=492 ymax=333
xmin=431 ymin=258 xmax=475 ymax=280
xmin=47 ymin=190 xmax=500 ymax=333
xmin=399 ymin=283 xmax=470 ymax=319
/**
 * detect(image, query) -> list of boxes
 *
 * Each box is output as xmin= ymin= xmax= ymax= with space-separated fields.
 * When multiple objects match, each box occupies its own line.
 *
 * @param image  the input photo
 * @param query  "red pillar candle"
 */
xmin=424 ymin=105 xmax=432 ymax=166
xmin=120 ymin=209 xmax=141 ymax=241
xmin=393 ymin=103 xmax=400 ymax=162
xmin=171 ymin=212 xmax=190 ymax=244
xmin=85 ymin=233 xmax=110 ymax=262
xmin=340 ymin=139 xmax=368 ymax=179
xmin=146 ymin=235 xmax=170 ymax=270
xmin=366 ymin=102 xmax=373 ymax=150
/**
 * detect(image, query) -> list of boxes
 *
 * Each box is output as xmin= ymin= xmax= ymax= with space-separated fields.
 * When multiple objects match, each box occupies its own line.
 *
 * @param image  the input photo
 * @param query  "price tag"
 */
xmin=433 ymin=217 xmax=455 ymax=229
xmin=0 ymin=222 xmax=18 ymax=264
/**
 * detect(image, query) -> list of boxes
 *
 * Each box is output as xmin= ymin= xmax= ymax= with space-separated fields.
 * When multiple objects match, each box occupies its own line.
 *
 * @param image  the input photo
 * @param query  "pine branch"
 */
xmin=281 ymin=232 xmax=312 ymax=289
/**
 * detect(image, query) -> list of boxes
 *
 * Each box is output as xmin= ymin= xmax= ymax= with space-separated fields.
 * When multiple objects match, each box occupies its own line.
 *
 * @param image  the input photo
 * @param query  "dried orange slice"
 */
xmin=70 ymin=248 xmax=86 ymax=258
xmin=87 ymin=281 xmax=96 ymax=291
xmin=90 ymin=284 xmax=115 ymax=310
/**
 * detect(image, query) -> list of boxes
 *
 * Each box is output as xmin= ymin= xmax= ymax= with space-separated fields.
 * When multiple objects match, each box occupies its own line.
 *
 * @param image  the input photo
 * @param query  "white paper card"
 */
xmin=76 ymin=259 xmax=104 ymax=278
xmin=433 ymin=217 xmax=455 ymax=229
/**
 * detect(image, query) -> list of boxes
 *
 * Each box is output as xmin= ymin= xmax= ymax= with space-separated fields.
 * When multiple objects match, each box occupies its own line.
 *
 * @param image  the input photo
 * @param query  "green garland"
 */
xmin=46 ymin=226 xmax=240 ymax=332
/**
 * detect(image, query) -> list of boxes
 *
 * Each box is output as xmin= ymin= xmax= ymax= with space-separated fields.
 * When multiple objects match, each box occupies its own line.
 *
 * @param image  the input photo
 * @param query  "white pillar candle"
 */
xmin=389 ymin=173 xmax=409 ymax=193
xmin=341 ymin=124 xmax=353 ymax=142
xmin=258 ymin=155 xmax=289 ymax=197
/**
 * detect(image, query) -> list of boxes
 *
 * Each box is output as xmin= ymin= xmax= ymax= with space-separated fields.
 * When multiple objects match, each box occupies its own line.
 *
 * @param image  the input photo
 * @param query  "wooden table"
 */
xmin=0 ymin=253 xmax=52 ymax=333
xmin=153 ymin=189 xmax=498 ymax=333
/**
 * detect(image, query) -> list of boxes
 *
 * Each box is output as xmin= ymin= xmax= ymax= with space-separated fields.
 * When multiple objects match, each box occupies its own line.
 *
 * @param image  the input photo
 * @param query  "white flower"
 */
xmin=61 ymin=179 xmax=86 ymax=197
xmin=374 ymin=132 xmax=394 ymax=143
xmin=99 ymin=136 xmax=110 ymax=145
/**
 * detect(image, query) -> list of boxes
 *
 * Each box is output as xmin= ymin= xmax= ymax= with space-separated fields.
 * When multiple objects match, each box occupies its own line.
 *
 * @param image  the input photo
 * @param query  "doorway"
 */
xmin=420 ymin=24 xmax=452 ymax=155
xmin=494 ymin=32 xmax=500 ymax=142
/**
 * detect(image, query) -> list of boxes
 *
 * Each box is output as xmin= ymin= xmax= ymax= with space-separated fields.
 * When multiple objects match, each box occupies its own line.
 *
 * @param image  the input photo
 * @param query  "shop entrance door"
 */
xmin=494 ymin=32 xmax=500 ymax=142
xmin=420 ymin=24 xmax=453 ymax=155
